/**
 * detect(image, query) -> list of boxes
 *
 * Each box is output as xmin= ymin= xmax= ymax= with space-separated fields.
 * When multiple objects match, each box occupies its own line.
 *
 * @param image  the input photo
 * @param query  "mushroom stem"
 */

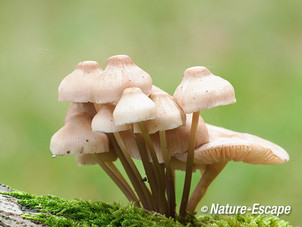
xmin=112 ymin=132 xmax=154 ymax=211
xmin=159 ymin=130 xmax=176 ymax=218
xmin=138 ymin=122 xmax=168 ymax=215
xmin=179 ymin=111 xmax=200 ymax=216
xmin=94 ymin=154 xmax=139 ymax=205
xmin=106 ymin=160 xmax=140 ymax=207
xmin=187 ymin=162 xmax=228 ymax=213
xmin=133 ymin=132 xmax=159 ymax=211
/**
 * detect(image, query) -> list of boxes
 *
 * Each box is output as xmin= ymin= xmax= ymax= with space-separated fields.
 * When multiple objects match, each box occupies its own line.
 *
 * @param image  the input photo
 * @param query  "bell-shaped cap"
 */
xmin=133 ymin=86 xmax=186 ymax=134
xmin=192 ymin=124 xmax=289 ymax=165
xmin=50 ymin=113 xmax=109 ymax=156
xmin=173 ymin=66 xmax=236 ymax=113
xmin=58 ymin=61 xmax=103 ymax=102
xmin=65 ymin=103 xmax=96 ymax=123
xmin=92 ymin=104 xmax=130 ymax=133
xmin=93 ymin=55 xmax=152 ymax=104
xmin=76 ymin=152 xmax=117 ymax=166
xmin=113 ymin=87 xmax=156 ymax=125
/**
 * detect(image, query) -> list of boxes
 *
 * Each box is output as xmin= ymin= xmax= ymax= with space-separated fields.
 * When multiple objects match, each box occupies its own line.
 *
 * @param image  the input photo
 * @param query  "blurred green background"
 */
xmin=0 ymin=0 xmax=301 ymax=225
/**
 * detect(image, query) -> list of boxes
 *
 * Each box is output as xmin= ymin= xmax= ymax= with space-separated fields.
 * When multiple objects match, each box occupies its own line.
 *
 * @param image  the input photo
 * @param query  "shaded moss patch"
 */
xmin=0 ymin=190 xmax=292 ymax=227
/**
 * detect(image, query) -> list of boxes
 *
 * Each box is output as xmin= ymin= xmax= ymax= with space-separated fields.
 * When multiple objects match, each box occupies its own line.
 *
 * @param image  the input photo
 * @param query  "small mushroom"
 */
xmin=173 ymin=66 xmax=236 ymax=114
xmin=185 ymin=124 xmax=289 ymax=213
xmin=130 ymin=85 xmax=185 ymax=217
xmin=113 ymin=87 xmax=156 ymax=125
xmin=93 ymin=55 xmax=152 ymax=104
xmin=92 ymin=104 xmax=130 ymax=133
xmin=50 ymin=113 xmax=109 ymax=156
xmin=173 ymin=66 xmax=236 ymax=216
xmin=133 ymin=85 xmax=186 ymax=134
xmin=58 ymin=61 xmax=103 ymax=102
xmin=109 ymin=87 xmax=157 ymax=210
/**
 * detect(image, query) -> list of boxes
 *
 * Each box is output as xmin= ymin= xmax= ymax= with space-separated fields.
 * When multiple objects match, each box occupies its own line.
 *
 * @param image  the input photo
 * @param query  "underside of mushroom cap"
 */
xmin=58 ymin=61 xmax=103 ymax=103
xmin=76 ymin=152 xmax=117 ymax=166
xmin=92 ymin=104 xmax=130 ymax=133
xmin=119 ymin=130 xmax=142 ymax=161
xmin=140 ymin=113 xmax=209 ymax=163
xmin=173 ymin=66 xmax=236 ymax=113
xmin=93 ymin=55 xmax=152 ymax=104
xmin=50 ymin=113 xmax=110 ymax=156
xmin=192 ymin=124 xmax=289 ymax=165
xmin=171 ymin=157 xmax=205 ymax=172
xmin=133 ymin=85 xmax=186 ymax=134
xmin=113 ymin=87 xmax=156 ymax=125
xmin=166 ymin=113 xmax=209 ymax=157
xmin=65 ymin=102 xmax=96 ymax=123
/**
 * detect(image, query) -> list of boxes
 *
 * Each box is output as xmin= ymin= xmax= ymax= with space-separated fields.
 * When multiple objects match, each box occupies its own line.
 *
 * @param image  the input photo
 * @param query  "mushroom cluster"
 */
xmin=50 ymin=55 xmax=289 ymax=218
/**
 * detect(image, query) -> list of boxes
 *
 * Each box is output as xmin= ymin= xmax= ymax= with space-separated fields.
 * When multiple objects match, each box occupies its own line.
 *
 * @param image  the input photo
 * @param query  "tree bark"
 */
xmin=0 ymin=184 xmax=47 ymax=227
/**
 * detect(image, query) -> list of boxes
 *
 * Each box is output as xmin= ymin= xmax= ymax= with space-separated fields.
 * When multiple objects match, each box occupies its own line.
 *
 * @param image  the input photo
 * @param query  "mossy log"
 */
xmin=0 ymin=184 xmax=46 ymax=226
xmin=0 ymin=183 xmax=292 ymax=227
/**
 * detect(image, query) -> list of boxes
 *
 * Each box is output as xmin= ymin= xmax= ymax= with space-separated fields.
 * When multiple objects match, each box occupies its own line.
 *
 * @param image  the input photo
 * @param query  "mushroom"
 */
xmin=173 ymin=66 xmax=236 ymax=215
xmin=92 ymin=100 xmax=154 ymax=210
xmin=184 ymin=124 xmax=289 ymax=213
xmin=129 ymin=85 xmax=185 ymax=217
xmin=93 ymin=55 xmax=152 ymax=104
xmin=91 ymin=104 xmax=130 ymax=133
xmin=58 ymin=61 xmax=103 ymax=103
xmin=113 ymin=87 xmax=156 ymax=125
xmin=50 ymin=112 xmax=109 ymax=156
xmin=113 ymin=87 xmax=164 ymax=212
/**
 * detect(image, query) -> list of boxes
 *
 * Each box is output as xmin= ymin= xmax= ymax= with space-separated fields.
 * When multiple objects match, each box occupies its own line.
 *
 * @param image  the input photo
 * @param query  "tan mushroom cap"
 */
xmin=113 ymin=87 xmax=156 ymax=125
xmin=191 ymin=124 xmax=289 ymax=165
xmin=65 ymin=103 xmax=96 ymax=123
xmin=92 ymin=104 xmax=130 ymax=133
xmin=76 ymin=152 xmax=118 ymax=166
xmin=58 ymin=61 xmax=103 ymax=103
xmin=93 ymin=55 xmax=152 ymax=104
xmin=50 ymin=113 xmax=110 ymax=156
xmin=173 ymin=66 xmax=236 ymax=114
xmin=133 ymin=85 xmax=186 ymax=134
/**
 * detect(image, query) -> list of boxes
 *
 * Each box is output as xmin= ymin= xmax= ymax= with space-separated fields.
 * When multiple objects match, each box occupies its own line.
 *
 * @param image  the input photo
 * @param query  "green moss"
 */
xmin=0 ymin=190 xmax=292 ymax=227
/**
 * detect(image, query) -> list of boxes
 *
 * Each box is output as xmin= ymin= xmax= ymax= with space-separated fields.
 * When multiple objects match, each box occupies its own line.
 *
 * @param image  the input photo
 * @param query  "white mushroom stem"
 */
xmin=112 ymin=132 xmax=154 ymax=211
xmin=187 ymin=162 xmax=228 ymax=213
xmin=94 ymin=154 xmax=139 ymax=205
xmin=159 ymin=130 xmax=176 ymax=218
xmin=179 ymin=111 xmax=200 ymax=216
xmin=138 ymin=122 xmax=168 ymax=215
xmin=133 ymin=132 xmax=160 ymax=212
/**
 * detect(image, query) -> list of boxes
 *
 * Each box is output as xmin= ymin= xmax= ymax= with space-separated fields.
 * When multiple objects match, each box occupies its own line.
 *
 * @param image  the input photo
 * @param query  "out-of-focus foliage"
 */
xmin=0 ymin=0 xmax=300 ymax=225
